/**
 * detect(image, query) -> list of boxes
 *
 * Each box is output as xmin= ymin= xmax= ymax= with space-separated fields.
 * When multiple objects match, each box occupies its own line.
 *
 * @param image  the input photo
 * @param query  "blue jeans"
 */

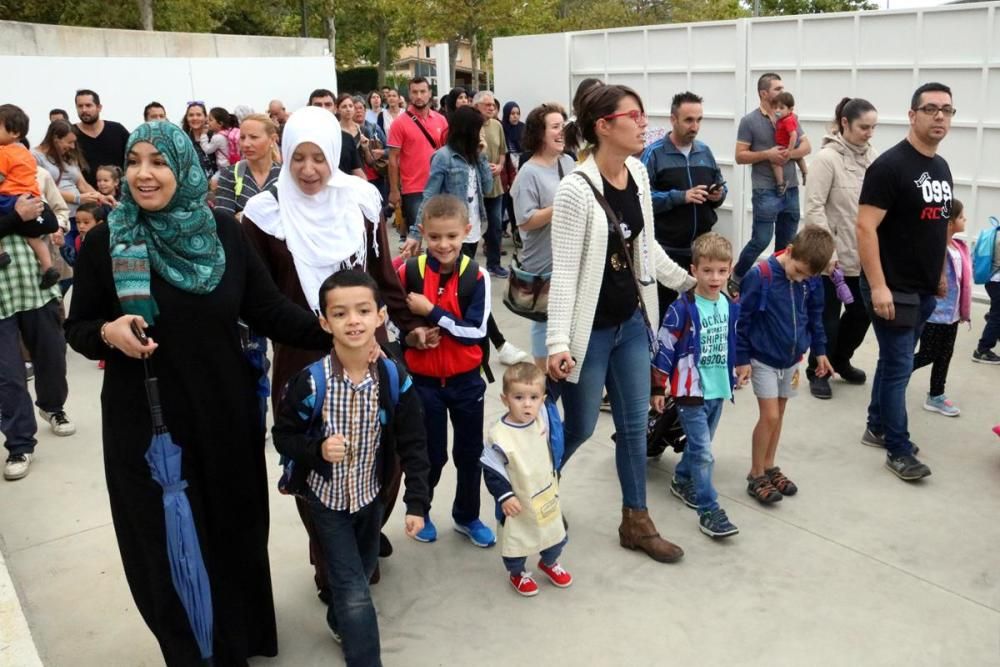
xmin=307 ymin=493 xmax=383 ymax=667
xmin=561 ymin=309 xmax=651 ymax=510
xmin=502 ymin=535 xmax=568 ymax=575
xmin=675 ymin=399 xmax=724 ymax=514
xmin=483 ymin=195 xmax=504 ymax=270
xmin=734 ymin=187 xmax=800 ymax=279
xmin=859 ymin=276 xmax=936 ymax=457
xmin=977 ymin=281 xmax=1000 ymax=352
xmin=412 ymin=371 xmax=486 ymax=524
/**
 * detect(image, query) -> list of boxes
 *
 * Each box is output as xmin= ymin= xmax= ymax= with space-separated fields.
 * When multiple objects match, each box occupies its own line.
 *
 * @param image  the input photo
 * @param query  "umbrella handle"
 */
xmin=145 ymin=377 xmax=166 ymax=431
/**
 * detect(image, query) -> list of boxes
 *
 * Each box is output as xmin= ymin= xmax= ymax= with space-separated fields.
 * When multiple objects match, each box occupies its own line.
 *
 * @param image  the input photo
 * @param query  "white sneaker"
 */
xmin=4 ymin=453 xmax=32 ymax=481
xmin=39 ymin=409 xmax=76 ymax=436
xmin=497 ymin=342 xmax=530 ymax=366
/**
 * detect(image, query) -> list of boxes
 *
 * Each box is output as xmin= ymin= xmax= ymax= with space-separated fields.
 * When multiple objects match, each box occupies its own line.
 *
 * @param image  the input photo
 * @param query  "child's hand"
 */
xmin=502 ymin=497 xmax=522 ymax=517
xmin=405 ymin=514 xmax=424 ymax=538
xmin=321 ymin=434 xmax=347 ymax=463
xmin=651 ymin=395 xmax=665 ymax=414
xmin=367 ymin=339 xmax=384 ymax=364
xmin=406 ymin=292 xmax=434 ymax=316
xmin=814 ymin=355 xmax=834 ymax=378
xmin=735 ymin=364 xmax=752 ymax=386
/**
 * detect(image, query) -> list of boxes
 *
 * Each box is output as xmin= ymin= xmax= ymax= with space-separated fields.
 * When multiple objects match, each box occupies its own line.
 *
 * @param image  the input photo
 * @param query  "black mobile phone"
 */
xmin=130 ymin=319 xmax=149 ymax=345
xmin=708 ymin=181 xmax=727 ymax=193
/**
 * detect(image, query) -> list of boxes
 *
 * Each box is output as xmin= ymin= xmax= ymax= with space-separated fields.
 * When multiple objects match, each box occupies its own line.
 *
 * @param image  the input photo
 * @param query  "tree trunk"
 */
xmin=326 ymin=15 xmax=336 ymax=62
xmin=448 ymin=37 xmax=460 ymax=88
xmin=377 ymin=22 xmax=388 ymax=87
xmin=137 ymin=0 xmax=153 ymax=30
xmin=470 ymin=32 xmax=480 ymax=91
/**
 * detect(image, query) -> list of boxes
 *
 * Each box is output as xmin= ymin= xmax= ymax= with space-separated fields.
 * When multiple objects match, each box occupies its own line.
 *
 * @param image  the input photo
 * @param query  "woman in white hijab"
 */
xmin=243 ymin=106 xmax=430 ymax=599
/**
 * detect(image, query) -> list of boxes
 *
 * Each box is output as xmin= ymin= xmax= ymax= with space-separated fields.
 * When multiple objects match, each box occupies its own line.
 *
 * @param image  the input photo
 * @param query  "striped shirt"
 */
xmin=0 ymin=234 xmax=61 ymax=319
xmin=214 ymin=161 xmax=280 ymax=215
xmin=307 ymin=355 xmax=383 ymax=513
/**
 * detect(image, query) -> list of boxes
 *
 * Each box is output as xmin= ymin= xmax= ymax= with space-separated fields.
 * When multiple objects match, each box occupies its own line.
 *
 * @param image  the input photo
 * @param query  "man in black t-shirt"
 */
xmin=306 ymin=88 xmax=366 ymax=179
xmin=856 ymin=82 xmax=955 ymax=483
xmin=73 ymin=89 xmax=130 ymax=188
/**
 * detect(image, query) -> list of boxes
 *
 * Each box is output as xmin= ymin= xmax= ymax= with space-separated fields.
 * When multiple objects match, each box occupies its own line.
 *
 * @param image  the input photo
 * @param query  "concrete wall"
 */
xmin=0 ymin=20 xmax=328 ymax=57
xmin=495 ymin=3 xmax=1000 ymax=299
xmin=0 ymin=21 xmax=337 ymax=145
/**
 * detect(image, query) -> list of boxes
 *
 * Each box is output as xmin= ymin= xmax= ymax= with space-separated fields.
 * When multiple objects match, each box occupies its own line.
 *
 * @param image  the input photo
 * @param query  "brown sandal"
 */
xmin=746 ymin=474 xmax=782 ymax=504
xmin=766 ymin=466 xmax=798 ymax=496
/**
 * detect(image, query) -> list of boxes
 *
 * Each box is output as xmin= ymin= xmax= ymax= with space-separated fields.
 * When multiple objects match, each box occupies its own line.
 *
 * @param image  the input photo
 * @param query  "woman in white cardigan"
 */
xmin=547 ymin=84 xmax=694 ymax=563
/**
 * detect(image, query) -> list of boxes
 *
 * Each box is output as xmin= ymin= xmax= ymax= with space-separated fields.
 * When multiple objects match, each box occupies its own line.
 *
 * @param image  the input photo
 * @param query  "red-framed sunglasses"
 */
xmin=602 ymin=110 xmax=646 ymax=123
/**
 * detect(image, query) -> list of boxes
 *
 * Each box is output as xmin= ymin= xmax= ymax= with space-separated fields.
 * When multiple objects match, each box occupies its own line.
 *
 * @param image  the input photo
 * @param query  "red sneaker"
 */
xmin=509 ymin=572 xmax=539 ymax=597
xmin=537 ymin=560 xmax=573 ymax=588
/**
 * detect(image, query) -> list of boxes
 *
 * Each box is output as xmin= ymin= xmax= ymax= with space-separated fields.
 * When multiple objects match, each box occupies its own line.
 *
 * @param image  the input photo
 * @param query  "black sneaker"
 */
xmin=885 ymin=453 xmax=931 ymax=481
xmin=861 ymin=428 xmax=919 ymax=455
xmin=669 ymin=477 xmax=697 ymax=509
xmin=699 ymin=508 xmax=739 ymax=538
xmin=860 ymin=427 xmax=885 ymax=448
xmin=834 ymin=363 xmax=867 ymax=385
xmin=972 ymin=349 xmax=1000 ymax=365
xmin=809 ymin=374 xmax=832 ymax=399
xmin=379 ymin=532 xmax=393 ymax=558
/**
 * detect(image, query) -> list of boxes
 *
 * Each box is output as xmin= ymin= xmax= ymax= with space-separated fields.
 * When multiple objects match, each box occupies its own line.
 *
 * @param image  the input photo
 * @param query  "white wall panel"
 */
xmin=494 ymin=2 xmax=1000 ymax=298
xmin=493 ymin=32 xmax=569 ymax=116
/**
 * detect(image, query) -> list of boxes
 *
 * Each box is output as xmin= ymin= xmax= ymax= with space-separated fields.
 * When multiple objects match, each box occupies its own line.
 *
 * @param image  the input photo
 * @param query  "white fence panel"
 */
xmin=494 ymin=2 xmax=1000 ymax=299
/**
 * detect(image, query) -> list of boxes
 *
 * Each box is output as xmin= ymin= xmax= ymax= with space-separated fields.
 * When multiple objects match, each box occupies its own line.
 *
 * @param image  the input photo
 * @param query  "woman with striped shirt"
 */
xmin=215 ymin=114 xmax=281 ymax=220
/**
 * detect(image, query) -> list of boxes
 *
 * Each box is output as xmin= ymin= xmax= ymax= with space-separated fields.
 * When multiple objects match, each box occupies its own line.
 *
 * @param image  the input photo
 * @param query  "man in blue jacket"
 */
xmin=642 ymin=91 xmax=726 ymax=312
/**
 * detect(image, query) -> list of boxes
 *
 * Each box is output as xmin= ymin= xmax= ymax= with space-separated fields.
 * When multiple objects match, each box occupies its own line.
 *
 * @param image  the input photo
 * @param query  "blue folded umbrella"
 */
xmin=143 ymin=372 xmax=214 ymax=661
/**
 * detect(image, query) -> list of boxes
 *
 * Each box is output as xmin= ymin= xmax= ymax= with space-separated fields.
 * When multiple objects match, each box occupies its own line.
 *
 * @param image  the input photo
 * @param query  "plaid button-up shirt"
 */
xmin=308 ymin=356 xmax=383 ymax=513
xmin=0 ymin=234 xmax=61 ymax=320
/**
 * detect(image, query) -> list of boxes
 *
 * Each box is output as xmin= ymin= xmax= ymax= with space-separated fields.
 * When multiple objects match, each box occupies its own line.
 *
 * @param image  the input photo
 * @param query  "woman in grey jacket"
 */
xmin=803 ymin=97 xmax=879 ymax=399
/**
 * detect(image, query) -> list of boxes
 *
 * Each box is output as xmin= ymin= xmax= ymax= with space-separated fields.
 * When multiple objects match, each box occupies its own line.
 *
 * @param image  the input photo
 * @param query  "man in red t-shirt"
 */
xmin=388 ymin=76 xmax=448 ymax=255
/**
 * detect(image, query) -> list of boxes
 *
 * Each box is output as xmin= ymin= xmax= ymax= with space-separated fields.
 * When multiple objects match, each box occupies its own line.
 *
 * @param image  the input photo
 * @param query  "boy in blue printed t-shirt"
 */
xmin=653 ymin=233 xmax=742 ymax=538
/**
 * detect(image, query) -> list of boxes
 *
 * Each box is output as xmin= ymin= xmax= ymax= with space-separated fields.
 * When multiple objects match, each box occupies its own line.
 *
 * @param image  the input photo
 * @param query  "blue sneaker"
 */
xmin=414 ymin=515 xmax=437 ymax=543
xmin=923 ymin=393 xmax=961 ymax=417
xmin=669 ymin=476 xmax=697 ymax=510
xmin=453 ymin=518 xmax=496 ymax=547
xmin=699 ymin=508 xmax=739 ymax=538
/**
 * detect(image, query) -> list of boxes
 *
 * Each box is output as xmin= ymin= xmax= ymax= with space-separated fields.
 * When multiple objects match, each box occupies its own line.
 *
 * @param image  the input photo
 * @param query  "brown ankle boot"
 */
xmin=618 ymin=507 xmax=684 ymax=563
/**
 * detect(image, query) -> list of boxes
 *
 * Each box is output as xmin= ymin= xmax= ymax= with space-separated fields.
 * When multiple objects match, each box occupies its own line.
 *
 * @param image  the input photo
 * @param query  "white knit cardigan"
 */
xmin=546 ymin=155 xmax=695 ymax=384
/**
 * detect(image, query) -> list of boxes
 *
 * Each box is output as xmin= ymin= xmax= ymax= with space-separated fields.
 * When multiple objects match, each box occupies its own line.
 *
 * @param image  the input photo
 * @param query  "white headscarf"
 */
xmin=244 ymin=106 xmax=383 ymax=312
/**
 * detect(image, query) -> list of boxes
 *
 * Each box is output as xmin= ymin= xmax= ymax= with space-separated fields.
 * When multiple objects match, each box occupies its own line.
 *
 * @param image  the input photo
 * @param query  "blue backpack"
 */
xmin=972 ymin=216 xmax=1000 ymax=284
xmin=277 ymin=356 xmax=405 ymax=496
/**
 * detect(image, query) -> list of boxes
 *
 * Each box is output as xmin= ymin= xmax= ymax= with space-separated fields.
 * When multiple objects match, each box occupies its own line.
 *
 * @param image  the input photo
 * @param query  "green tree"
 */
xmin=757 ymin=0 xmax=877 ymax=14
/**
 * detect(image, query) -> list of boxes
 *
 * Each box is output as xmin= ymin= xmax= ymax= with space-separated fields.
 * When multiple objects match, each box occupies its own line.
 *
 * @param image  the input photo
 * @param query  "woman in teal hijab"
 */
xmin=66 ymin=121 xmax=329 ymax=665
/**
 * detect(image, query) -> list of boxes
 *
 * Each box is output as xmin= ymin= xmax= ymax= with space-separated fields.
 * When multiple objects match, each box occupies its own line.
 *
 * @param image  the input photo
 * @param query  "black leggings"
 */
xmin=913 ymin=321 xmax=958 ymax=397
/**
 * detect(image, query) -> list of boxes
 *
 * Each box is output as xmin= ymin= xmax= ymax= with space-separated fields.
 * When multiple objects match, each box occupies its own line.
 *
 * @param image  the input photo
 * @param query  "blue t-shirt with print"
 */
xmin=695 ymin=293 xmax=732 ymax=400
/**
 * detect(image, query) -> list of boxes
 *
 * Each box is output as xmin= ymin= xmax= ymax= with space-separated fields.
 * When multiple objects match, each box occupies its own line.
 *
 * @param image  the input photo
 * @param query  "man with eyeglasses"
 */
xmin=732 ymin=73 xmax=811 ymax=295
xmin=642 ymin=91 xmax=727 ymax=311
xmin=73 ymin=89 xmax=130 ymax=188
xmin=855 ymin=82 xmax=955 ymax=483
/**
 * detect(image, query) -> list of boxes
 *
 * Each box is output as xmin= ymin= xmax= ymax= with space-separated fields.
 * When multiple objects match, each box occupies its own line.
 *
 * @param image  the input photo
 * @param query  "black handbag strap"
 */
xmin=575 ymin=171 xmax=655 ymax=336
xmin=409 ymin=113 xmax=438 ymax=149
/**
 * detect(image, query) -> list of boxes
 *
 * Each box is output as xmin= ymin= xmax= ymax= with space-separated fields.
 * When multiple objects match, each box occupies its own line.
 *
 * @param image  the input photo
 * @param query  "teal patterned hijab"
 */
xmin=108 ymin=121 xmax=226 ymax=323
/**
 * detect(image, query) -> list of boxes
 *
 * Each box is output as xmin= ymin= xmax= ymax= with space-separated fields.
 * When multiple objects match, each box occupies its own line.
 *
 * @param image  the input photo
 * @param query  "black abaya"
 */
xmin=65 ymin=211 xmax=329 ymax=666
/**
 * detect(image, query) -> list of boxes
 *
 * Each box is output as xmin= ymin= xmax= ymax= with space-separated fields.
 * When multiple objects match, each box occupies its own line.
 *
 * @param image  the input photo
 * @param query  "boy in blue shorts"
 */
xmin=652 ymin=233 xmax=741 ymax=538
xmin=735 ymin=225 xmax=835 ymax=504
xmin=273 ymin=270 xmax=430 ymax=666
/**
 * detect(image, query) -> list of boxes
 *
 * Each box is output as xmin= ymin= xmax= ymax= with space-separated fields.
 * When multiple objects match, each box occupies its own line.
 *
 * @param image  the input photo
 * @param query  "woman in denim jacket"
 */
xmin=414 ymin=106 xmax=532 ymax=367
xmin=416 ymin=106 xmax=492 ymax=256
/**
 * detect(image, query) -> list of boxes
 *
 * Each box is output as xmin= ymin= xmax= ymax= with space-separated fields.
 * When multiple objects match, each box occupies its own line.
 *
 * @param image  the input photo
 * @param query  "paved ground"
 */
xmin=2 ymin=268 xmax=999 ymax=667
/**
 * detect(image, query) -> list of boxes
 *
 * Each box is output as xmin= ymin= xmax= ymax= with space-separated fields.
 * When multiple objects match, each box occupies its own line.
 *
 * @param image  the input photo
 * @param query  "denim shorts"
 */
xmin=750 ymin=359 xmax=799 ymax=399
xmin=530 ymin=320 xmax=547 ymax=359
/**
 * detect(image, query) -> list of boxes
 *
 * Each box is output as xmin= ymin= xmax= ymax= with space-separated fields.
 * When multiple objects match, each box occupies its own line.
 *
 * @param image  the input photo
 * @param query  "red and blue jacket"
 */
xmin=397 ymin=254 xmax=490 ymax=379
xmin=652 ymin=290 xmax=739 ymax=401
